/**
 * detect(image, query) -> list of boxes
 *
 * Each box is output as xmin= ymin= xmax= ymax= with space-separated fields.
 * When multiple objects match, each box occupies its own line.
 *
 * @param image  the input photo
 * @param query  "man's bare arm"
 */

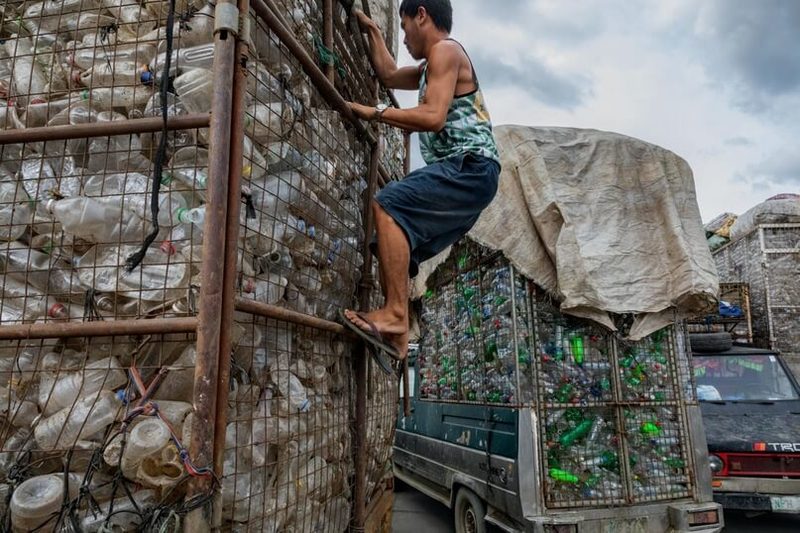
xmin=350 ymin=42 xmax=459 ymax=132
xmin=355 ymin=10 xmax=420 ymax=90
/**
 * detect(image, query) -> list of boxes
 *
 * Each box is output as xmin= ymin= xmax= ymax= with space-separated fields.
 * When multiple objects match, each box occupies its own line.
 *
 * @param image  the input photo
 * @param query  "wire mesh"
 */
xmin=0 ymin=333 xmax=201 ymax=531
xmin=415 ymin=240 xmax=698 ymax=510
xmin=223 ymin=316 xmax=353 ymax=531
xmin=0 ymin=0 xmax=404 ymax=530
xmin=417 ymin=241 xmax=532 ymax=405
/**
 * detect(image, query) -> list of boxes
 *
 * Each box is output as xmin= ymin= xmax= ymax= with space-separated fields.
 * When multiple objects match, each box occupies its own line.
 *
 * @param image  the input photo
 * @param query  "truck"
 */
xmin=394 ymin=241 xmax=723 ymax=533
xmin=691 ymin=337 xmax=800 ymax=515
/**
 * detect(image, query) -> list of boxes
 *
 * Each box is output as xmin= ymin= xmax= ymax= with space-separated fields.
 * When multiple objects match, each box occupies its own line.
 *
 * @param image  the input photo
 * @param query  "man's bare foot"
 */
xmin=386 ymin=329 xmax=410 ymax=361
xmin=343 ymin=308 xmax=408 ymax=358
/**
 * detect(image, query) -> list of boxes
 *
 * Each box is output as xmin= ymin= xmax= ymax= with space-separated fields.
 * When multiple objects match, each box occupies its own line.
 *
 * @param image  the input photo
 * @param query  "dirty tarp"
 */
xmin=412 ymin=125 xmax=719 ymax=339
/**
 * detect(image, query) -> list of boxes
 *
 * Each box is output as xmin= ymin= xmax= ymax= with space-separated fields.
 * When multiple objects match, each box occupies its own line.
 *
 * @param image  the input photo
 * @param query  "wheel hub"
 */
xmin=465 ymin=507 xmax=477 ymax=533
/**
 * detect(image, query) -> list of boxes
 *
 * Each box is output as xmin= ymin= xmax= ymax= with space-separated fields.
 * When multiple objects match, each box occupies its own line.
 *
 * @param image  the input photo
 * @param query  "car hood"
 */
xmin=703 ymin=410 xmax=800 ymax=453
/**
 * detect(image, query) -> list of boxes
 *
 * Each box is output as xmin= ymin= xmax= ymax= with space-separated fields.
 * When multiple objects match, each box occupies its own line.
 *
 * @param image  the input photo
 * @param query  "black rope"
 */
xmin=126 ymin=0 xmax=178 ymax=273
xmin=83 ymin=288 xmax=104 ymax=322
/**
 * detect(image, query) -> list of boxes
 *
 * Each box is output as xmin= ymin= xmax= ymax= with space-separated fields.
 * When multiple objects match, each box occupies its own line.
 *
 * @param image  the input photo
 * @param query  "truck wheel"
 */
xmin=689 ymin=332 xmax=732 ymax=352
xmin=454 ymin=488 xmax=486 ymax=533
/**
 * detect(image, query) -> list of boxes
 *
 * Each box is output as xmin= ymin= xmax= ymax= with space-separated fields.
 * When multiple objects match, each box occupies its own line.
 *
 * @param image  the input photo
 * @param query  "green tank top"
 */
xmin=418 ymin=40 xmax=500 ymax=166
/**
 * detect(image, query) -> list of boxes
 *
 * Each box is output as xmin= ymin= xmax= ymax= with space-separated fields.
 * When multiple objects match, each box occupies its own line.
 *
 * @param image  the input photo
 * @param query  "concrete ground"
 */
xmin=392 ymin=485 xmax=800 ymax=532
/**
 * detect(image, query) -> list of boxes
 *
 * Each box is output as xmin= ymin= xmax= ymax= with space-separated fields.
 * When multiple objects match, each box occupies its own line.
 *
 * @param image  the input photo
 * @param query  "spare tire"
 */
xmin=689 ymin=332 xmax=733 ymax=353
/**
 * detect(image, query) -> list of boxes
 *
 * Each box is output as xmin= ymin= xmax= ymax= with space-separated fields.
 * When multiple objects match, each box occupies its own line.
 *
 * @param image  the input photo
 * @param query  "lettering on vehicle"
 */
xmin=766 ymin=443 xmax=800 ymax=452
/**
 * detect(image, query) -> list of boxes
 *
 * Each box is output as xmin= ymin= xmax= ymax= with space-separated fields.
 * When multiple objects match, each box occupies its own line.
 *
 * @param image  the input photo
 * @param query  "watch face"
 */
xmin=377 ymin=104 xmax=388 ymax=112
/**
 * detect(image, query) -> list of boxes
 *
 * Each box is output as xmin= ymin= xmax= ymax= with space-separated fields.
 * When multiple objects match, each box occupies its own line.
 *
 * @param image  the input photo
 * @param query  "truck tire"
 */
xmin=454 ymin=488 xmax=486 ymax=533
xmin=689 ymin=332 xmax=732 ymax=353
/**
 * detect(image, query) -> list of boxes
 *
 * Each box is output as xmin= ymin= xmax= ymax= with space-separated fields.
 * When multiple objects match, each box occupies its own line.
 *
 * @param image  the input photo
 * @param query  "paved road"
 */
xmin=392 ymin=487 xmax=800 ymax=533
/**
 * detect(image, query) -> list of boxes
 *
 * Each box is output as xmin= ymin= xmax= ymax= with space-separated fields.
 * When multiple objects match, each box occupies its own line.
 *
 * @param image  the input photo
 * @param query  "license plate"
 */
xmin=601 ymin=518 xmax=647 ymax=533
xmin=771 ymin=496 xmax=800 ymax=513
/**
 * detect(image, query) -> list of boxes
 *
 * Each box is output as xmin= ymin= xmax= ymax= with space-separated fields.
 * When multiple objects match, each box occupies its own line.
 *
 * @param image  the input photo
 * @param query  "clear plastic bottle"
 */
xmin=0 ymin=276 xmax=71 ymax=322
xmin=153 ymin=345 xmax=196 ymax=402
xmin=137 ymin=3 xmax=215 ymax=52
xmin=241 ymin=273 xmax=288 ymax=305
xmin=245 ymin=101 xmax=295 ymax=144
xmin=33 ymin=389 xmax=121 ymax=450
xmin=173 ymin=68 xmax=213 ymax=115
xmin=40 ymin=356 xmax=127 ymax=416
xmin=121 ymin=417 xmax=184 ymax=488
xmin=150 ymin=43 xmax=216 ymax=83
xmin=75 ymin=243 xmax=190 ymax=301
xmin=80 ymin=85 xmax=154 ymax=110
xmin=10 ymin=473 xmax=80 ymax=533
xmin=271 ymin=370 xmax=311 ymax=413
xmin=77 ymin=60 xmax=152 ymax=89
xmin=46 ymin=196 xmax=146 ymax=243
xmin=167 ymin=146 xmax=209 ymax=195
xmin=67 ymin=42 xmax=156 ymax=71
xmin=0 ymin=181 xmax=32 ymax=241
xmin=4 ymin=36 xmax=48 ymax=105
xmin=0 ymin=386 xmax=38 ymax=427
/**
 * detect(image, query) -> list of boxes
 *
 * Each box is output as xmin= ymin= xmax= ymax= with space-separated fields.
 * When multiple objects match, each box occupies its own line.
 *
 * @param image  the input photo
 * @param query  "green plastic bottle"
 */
xmin=640 ymin=421 xmax=661 ymax=436
xmin=554 ymin=383 xmax=574 ymax=403
xmin=558 ymin=419 xmax=593 ymax=447
xmin=549 ymin=468 xmax=579 ymax=484
xmin=665 ymin=457 xmax=685 ymax=469
xmin=570 ymin=334 xmax=585 ymax=365
xmin=599 ymin=451 xmax=619 ymax=471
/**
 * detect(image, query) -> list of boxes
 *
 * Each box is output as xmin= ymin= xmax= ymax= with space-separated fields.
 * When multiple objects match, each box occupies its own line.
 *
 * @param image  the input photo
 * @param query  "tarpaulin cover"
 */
xmin=412 ymin=125 xmax=719 ymax=339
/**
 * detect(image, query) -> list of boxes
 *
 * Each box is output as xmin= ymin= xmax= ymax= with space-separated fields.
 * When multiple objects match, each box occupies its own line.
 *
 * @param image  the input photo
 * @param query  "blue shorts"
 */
xmin=373 ymin=152 xmax=500 ymax=278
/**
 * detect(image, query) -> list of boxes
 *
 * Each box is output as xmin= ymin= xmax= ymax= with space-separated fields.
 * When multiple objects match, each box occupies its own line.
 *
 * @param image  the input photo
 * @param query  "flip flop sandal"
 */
xmin=339 ymin=310 xmax=399 ymax=375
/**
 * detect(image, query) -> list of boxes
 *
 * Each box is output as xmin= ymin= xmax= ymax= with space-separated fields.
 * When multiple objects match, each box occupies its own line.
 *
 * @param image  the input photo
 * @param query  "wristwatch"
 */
xmin=374 ymin=103 xmax=389 ymax=121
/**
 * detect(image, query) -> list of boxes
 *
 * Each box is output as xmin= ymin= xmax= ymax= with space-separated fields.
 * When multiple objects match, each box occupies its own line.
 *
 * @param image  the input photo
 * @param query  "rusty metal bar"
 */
xmin=234 ymin=298 xmax=349 ymax=335
xmin=352 ymin=141 xmax=382 ymax=530
xmin=210 ymin=0 xmax=250 ymax=526
xmin=0 ymin=317 xmax=197 ymax=341
xmin=185 ymin=7 xmax=237 ymax=530
xmin=402 ymin=357 xmax=410 ymax=416
xmin=252 ymin=0 xmax=375 ymax=144
xmin=323 ymin=0 xmax=335 ymax=82
xmin=0 ymin=114 xmax=210 ymax=145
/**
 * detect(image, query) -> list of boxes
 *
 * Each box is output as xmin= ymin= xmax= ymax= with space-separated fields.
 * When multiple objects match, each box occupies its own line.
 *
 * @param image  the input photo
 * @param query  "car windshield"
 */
xmin=693 ymin=354 xmax=800 ymax=401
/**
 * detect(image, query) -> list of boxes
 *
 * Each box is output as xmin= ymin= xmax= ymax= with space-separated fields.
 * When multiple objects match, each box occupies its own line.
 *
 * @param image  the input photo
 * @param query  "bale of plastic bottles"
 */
xmin=0 ymin=0 xmax=401 ymax=530
xmin=417 ymin=240 xmax=697 ymax=508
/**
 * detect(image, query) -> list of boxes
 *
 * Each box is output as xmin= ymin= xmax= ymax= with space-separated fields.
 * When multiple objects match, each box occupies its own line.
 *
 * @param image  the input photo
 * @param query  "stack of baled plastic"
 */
xmin=416 ymin=240 xmax=696 ymax=509
xmin=0 ymin=0 xmax=402 ymax=530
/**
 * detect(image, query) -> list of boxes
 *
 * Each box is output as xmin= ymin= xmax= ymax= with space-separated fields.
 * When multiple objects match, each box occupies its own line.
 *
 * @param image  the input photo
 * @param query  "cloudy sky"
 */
xmin=390 ymin=0 xmax=800 ymax=222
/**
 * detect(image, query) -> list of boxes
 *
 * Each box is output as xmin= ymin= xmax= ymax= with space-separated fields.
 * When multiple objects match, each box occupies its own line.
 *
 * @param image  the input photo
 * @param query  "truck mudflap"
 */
xmin=524 ymin=501 xmax=723 ymax=533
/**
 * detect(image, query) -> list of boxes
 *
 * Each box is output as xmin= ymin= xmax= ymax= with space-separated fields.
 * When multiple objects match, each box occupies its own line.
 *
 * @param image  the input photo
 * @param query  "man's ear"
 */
xmin=417 ymin=6 xmax=428 ymax=25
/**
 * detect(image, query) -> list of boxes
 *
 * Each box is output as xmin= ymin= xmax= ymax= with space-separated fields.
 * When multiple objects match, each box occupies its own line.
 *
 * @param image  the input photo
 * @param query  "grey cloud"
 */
xmin=464 ymin=0 xmax=607 ymax=45
xmin=723 ymin=136 xmax=754 ymax=147
xmin=470 ymin=50 xmax=592 ymax=110
xmin=698 ymin=0 xmax=800 ymax=112
xmin=748 ymin=150 xmax=800 ymax=186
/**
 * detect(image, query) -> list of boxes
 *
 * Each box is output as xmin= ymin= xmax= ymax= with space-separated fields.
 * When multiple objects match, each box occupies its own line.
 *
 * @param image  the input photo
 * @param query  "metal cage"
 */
xmin=0 ymin=0 xmax=405 ymax=531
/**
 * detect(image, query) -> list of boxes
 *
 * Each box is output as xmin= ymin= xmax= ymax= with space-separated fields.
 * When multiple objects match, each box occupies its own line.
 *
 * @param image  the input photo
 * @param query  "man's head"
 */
xmin=399 ymin=0 xmax=452 ymax=60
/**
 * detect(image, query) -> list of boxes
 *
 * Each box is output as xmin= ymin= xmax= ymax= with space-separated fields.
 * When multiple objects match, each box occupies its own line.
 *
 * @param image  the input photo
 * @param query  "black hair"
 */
xmin=399 ymin=0 xmax=453 ymax=33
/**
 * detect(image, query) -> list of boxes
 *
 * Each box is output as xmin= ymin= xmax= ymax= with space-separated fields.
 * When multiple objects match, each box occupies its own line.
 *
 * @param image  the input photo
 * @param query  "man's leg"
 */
xmin=344 ymin=201 xmax=410 ymax=358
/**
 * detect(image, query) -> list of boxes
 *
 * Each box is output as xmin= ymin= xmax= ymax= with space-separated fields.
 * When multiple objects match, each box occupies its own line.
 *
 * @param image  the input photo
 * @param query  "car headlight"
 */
xmin=708 ymin=454 xmax=724 ymax=474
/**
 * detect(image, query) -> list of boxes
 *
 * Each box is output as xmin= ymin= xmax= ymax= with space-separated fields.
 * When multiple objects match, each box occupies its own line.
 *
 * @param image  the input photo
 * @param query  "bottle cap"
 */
xmin=47 ymin=303 xmax=66 ymax=318
xmin=176 ymin=207 xmax=189 ymax=223
xmin=140 ymin=69 xmax=154 ymax=86
xmin=160 ymin=240 xmax=176 ymax=256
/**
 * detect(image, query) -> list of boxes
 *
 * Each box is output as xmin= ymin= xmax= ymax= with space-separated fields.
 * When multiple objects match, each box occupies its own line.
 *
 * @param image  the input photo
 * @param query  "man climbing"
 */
xmin=341 ymin=0 xmax=501 ymax=373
